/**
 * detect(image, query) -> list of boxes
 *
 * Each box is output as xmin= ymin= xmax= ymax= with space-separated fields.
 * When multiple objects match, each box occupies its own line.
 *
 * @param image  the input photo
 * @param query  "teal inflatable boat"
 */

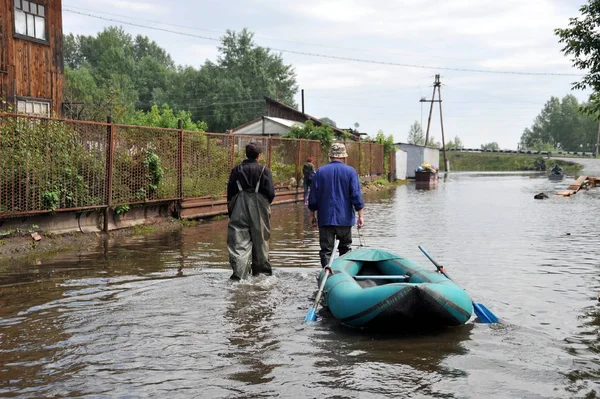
xmin=318 ymin=248 xmax=473 ymax=328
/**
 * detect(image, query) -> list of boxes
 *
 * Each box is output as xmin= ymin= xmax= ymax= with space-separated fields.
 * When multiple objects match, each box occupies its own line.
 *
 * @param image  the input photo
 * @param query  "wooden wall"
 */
xmin=0 ymin=0 xmax=63 ymax=116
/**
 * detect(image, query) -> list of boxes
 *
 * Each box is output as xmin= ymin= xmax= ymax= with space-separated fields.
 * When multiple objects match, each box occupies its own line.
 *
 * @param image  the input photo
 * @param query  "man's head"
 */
xmin=246 ymin=142 xmax=262 ymax=160
xmin=307 ymin=157 xmax=313 ymax=163
xmin=329 ymin=142 xmax=348 ymax=159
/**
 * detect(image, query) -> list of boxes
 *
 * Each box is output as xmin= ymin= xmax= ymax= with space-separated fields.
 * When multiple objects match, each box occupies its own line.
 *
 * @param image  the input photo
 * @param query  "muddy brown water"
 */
xmin=1 ymin=171 xmax=599 ymax=398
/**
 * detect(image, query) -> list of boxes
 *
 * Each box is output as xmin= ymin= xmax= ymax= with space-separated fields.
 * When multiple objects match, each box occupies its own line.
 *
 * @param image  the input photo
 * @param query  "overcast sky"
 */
xmin=62 ymin=0 xmax=591 ymax=149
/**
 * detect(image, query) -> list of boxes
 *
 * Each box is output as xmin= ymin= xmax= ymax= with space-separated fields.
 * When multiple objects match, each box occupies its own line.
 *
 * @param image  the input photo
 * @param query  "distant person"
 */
xmin=302 ymin=157 xmax=316 ymax=205
xmin=226 ymin=142 xmax=275 ymax=280
xmin=308 ymin=143 xmax=365 ymax=267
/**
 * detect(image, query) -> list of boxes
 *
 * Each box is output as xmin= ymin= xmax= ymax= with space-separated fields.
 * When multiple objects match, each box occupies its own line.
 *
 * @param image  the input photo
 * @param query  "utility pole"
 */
xmin=419 ymin=74 xmax=449 ymax=172
xmin=301 ymin=89 xmax=305 ymax=114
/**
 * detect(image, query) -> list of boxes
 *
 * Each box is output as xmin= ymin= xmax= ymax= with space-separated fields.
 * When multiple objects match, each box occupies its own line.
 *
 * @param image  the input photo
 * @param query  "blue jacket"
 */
xmin=308 ymin=161 xmax=364 ymax=227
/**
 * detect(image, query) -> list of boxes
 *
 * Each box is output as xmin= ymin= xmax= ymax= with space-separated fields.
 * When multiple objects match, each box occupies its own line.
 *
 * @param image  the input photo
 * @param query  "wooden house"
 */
xmin=0 ymin=0 xmax=64 ymax=117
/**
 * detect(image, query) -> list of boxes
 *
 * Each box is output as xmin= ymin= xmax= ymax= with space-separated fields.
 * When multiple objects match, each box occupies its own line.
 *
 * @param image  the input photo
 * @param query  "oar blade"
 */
xmin=305 ymin=308 xmax=317 ymax=322
xmin=473 ymin=302 xmax=499 ymax=324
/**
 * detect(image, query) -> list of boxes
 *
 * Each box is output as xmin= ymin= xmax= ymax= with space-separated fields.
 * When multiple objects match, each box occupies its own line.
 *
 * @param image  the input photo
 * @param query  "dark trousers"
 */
xmin=318 ymin=225 xmax=352 ymax=267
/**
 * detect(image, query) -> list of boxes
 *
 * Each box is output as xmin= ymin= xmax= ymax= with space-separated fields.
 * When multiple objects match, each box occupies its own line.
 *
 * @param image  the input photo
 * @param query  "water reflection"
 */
xmin=223 ymin=279 xmax=278 ymax=386
xmin=312 ymin=321 xmax=473 ymax=397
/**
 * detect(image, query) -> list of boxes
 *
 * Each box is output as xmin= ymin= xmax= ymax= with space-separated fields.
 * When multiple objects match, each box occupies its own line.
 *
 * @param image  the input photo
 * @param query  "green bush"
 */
xmin=0 ymin=117 xmax=105 ymax=213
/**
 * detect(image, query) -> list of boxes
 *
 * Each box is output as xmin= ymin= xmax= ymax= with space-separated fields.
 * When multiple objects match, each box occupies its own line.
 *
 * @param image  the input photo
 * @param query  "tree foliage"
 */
xmin=555 ymin=1 xmax=600 ymax=116
xmin=520 ymin=95 xmax=597 ymax=151
xmin=407 ymin=121 xmax=424 ymax=145
xmin=480 ymin=142 xmax=500 ymax=151
xmin=446 ymin=136 xmax=464 ymax=149
xmin=285 ymin=120 xmax=334 ymax=149
xmin=320 ymin=117 xmax=337 ymax=127
xmin=121 ymin=104 xmax=208 ymax=132
xmin=374 ymin=130 xmax=395 ymax=155
xmin=64 ymin=27 xmax=298 ymax=132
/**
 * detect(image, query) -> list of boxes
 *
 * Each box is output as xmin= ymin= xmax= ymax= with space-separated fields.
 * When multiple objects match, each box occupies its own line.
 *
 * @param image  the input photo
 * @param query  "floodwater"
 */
xmin=1 ymin=168 xmax=600 ymax=398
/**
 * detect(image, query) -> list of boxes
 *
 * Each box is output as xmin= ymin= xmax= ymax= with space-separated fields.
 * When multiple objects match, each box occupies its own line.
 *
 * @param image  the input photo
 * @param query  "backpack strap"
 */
xmin=255 ymin=166 xmax=265 ymax=193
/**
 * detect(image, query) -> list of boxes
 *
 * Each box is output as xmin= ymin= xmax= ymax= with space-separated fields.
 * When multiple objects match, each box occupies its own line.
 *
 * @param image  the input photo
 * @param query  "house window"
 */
xmin=17 ymin=99 xmax=50 ymax=117
xmin=14 ymin=0 xmax=46 ymax=41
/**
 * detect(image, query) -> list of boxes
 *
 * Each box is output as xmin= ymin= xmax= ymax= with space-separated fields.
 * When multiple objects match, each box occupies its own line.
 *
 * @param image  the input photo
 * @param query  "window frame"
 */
xmin=16 ymin=97 xmax=52 ymax=118
xmin=13 ymin=0 xmax=49 ymax=45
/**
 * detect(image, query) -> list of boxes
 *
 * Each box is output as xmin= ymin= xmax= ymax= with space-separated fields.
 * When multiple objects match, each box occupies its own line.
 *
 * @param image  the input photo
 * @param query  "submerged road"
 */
xmin=1 ymin=172 xmax=599 ymax=398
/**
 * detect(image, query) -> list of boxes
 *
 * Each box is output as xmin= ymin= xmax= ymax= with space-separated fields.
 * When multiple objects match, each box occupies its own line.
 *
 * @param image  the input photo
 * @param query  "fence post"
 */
xmin=229 ymin=134 xmax=235 ymax=169
xmin=177 ymin=119 xmax=183 ymax=200
xmin=267 ymin=137 xmax=272 ymax=169
xmin=296 ymin=140 xmax=302 ymax=188
xmin=369 ymin=143 xmax=373 ymax=176
xmin=358 ymin=141 xmax=362 ymax=177
xmin=104 ymin=116 xmax=114 ymax=232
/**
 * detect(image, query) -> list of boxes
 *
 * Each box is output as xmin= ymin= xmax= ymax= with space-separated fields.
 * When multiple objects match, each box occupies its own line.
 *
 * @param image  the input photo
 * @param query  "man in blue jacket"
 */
xmin=308 ymin=142 xmax=365 ymax=267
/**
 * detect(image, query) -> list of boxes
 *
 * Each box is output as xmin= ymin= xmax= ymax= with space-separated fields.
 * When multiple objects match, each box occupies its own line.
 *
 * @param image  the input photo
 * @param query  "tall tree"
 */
xmin=407 ymin=121 xmax=424 ymax=145
xmin=156 ymin=28 xmax=298 ymax=132
xmin=556 ymin=1 xmax=600 ymax=116
xmin=64 ymin=27 xmax=298 ymax=131
xmin=520 ymin=95 xmax=597 ymax=151
xmin=320 ymin=117 xmax=337 ymax=127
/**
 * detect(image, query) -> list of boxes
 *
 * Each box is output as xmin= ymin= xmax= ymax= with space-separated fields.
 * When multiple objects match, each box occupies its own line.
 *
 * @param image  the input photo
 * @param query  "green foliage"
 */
xmin=443 ymin=152 xmax=583 ymax=173
xmin=371 ymin=178 xmax=389 ymax=186
xmin=271 ymin=162 xmax=296 ymax=184
xmin=555 ymin=1 xmax=600 ymax=116
xmin=320 ymin=117 xmax=337 ymax=127
xmin=41 ymin=191 xmax=60 ymax=212
xmin=114 ymin=205 xmax=130 ymax=215
xmin=427 ymin=136 xmax=441 ymax=148
xmin=481 ymin=142 xmax=500 ymax=151
xmin=374 ymin=130 xmax=395 ymax=155
xmin=520 ymin=95 xmax=598 ymax=151
xmin=66 ymin=27 xmax=297 ymax=132
xmin=0 ymin=118 xmax=105 ymax=213
xmin=143 ymin=149 xmax=164 ymax=194
xmin=285 ymin=120 xmax=334 ymax=149
xmin=155 ymin=28 xmax=298 ymax=132
xmin=122 ymin=104 xmax=207 ymax=131
xmin=407 ymin=121 xmax=424 ymax=145
xmin=446 ymin=136 xmax=464 ymax=149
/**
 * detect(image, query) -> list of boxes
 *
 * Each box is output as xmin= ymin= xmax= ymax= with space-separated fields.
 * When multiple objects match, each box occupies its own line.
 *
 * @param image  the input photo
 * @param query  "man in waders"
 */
xmin=226 ymin=142 xmax=275 ymax=280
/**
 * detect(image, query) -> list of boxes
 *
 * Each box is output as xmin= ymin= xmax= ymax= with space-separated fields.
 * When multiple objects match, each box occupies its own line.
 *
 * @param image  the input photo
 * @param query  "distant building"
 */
xmin=395 ymin=143 xmax=440 ymax=178
xmin=231 ymin=116 xmax=304 ymax=136
xmin=231 ymin=96 xmax=359 ymax=140
xmin=0 ymin=0 xmax=64 ymax=117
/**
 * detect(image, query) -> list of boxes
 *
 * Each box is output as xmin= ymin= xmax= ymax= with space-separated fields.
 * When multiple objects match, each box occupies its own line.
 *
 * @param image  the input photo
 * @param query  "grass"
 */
xmin=132 ymin=225 xmax=159 ymax=235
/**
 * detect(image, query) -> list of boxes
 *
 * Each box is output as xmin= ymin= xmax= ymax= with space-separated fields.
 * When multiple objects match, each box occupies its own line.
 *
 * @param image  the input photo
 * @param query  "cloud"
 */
xmin=78 ymin=0 xmax=165 ymax=14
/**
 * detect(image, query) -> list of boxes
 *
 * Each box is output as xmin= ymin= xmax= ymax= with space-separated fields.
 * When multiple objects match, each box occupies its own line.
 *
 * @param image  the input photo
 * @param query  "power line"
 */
xmin=63 ymin=9 xmax=583 ymax=78
xmin=61 ymin=4 xmax=483 ymax=63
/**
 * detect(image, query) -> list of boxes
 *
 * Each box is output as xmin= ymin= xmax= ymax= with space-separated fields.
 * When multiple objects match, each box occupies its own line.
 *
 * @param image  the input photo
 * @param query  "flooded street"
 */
xmin=1 ymin=171 xmax=600 ymax=398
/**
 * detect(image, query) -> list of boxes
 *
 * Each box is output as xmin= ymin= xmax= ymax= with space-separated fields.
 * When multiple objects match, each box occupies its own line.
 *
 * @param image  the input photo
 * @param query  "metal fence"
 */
xmin=0 ymin=114 xmax=390 ymax=218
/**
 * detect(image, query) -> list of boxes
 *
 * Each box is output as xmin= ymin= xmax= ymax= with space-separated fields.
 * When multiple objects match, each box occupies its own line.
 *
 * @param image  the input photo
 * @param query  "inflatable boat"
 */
xmin=318 ymin=248 xmax=473 ymax=328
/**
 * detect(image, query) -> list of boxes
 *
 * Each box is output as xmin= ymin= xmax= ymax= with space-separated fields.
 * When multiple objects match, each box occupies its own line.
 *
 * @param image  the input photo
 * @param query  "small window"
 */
xmin=17 ymin=99 xmax=50 ymax=117
xmin=14 ymin=0 xmax=46 ymax=41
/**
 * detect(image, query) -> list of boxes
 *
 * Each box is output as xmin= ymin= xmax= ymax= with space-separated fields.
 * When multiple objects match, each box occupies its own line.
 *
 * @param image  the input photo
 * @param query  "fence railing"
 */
xmin=0 ymin=113 xmax=391 ymax=218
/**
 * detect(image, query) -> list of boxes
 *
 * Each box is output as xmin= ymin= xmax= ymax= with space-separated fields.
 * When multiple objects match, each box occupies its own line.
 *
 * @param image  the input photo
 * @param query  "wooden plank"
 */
xmin=567 ymin=175 xmax=587 ymax=191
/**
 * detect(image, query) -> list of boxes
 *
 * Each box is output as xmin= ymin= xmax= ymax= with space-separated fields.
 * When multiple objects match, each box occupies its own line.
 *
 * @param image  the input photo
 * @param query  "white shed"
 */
xmin=396 ymin=143 xmax=440 ymax=178
xmin=231 ymin=116 xmax=304 ymax=136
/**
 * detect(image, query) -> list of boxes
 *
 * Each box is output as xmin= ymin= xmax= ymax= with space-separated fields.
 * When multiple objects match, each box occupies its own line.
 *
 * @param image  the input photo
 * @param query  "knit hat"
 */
xmin=329 ymin=142 xmax=348 ymax=158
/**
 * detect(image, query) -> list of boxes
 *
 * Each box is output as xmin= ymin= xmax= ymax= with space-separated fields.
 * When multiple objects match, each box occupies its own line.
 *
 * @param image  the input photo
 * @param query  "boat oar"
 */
xmin=305 ymin=239 xmax=340 ymax=322
xmin=418 ymin=246 xmax=499 ymax=324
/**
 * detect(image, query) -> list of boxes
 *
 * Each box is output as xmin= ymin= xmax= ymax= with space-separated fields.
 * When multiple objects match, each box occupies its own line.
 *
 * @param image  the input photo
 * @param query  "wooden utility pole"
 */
xmin=419 ymin=74 xmax=449 ymax=172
